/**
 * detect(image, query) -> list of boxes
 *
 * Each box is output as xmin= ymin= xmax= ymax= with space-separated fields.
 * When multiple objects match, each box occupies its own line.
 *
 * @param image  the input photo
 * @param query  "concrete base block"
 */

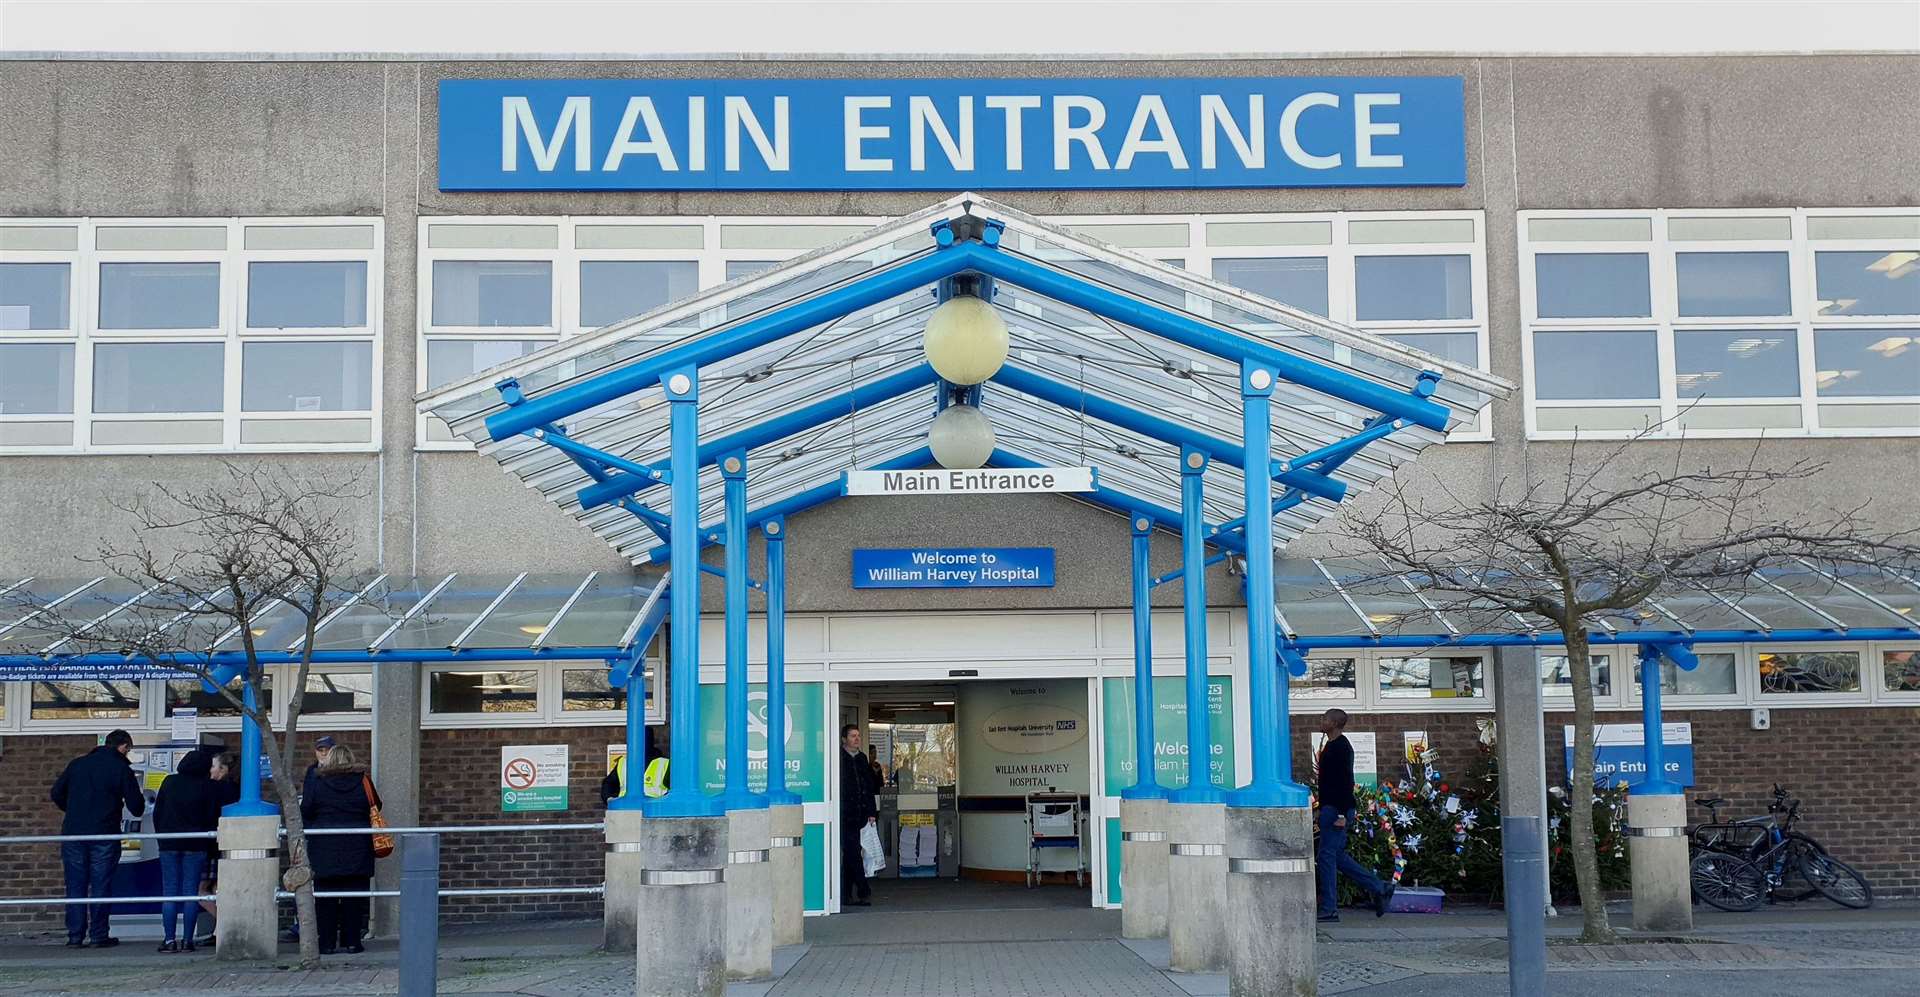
xmin=215 ymin=814 xmax=282 ymax=962
xmin=635 ymin=815 xmax=729 ymax=997
xmin=1119 ymin=797 xmax=1170 ymax=940
xmin=1225 ymin=807 xmax=1317 ymax=997
xmin=1628 ymin=794 xmax=1693 ymax=932
xmin=769 ymin=804 xmax=805 ymax=947
xmin=603 ymin=809 xmax=645 ymax=951
xmin=725 ymin=807 xmax=774 ymax=981
xmin=1167 ymin=801 xmax=1229 ymax=973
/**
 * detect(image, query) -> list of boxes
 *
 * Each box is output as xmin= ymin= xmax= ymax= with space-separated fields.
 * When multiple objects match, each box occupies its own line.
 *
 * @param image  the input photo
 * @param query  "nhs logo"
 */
xmin=437 ymin=77 xmax=1466 ymax=192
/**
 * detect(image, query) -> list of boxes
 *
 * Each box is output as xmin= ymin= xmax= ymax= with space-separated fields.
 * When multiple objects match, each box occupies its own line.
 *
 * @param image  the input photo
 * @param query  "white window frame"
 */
xmin=1751 ymin=642 xmax=1874 ymax=706
xmin=418 ymin=659 xmax=657 ymax=729
xmin=417 ymin=210 xmax=1496 ymax=449
xmin=16 ymin=675 xmax=153 ymax=733
xmin=1520 ymin=206 xmax=1920 ymax=440
xmin=0 ymin=217 xmax=384 ymax=455
xmin=1287 ymin=648 xmax=1496 ymax=714
xmin=1875 ymin=641 xmax=1920 ymax=704
xmin=1621 ymin=643 xmax=1748 ymax=708
xmin=1536 ymin=646 xmax=1628 ymax=709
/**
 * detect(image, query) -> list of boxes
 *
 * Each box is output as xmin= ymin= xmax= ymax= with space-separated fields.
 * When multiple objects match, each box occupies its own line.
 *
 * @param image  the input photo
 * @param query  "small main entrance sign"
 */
xmin=845 ymin=466 xmax=1094 ymax=496
xmin=852 ymin=547 xmax=1055 ymax=588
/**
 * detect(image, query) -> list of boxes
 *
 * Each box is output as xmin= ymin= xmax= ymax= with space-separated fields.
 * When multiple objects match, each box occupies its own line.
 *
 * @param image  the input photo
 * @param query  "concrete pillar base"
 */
xmin=636 ymin=815 xmax=729 ymax=997
xmin=1119 ymin=797 xmax=1170 ymax=939
xmin=1167 ymin=801 xmax=1229 ymax=973
xmin=1627 ymin=793 xmax=1693 ymax=932
xmin=769 ymin=803 xmax=806 ymax=947
xmin=725 ymin=807 xmax=774 ymax=981
xmin=1225 ymin=806 xmax=1317 ymax=997
xmin=603 ymin=809 xmax=645 ymax=951
xmin=215 ymin=814 xmax=282 ymax=962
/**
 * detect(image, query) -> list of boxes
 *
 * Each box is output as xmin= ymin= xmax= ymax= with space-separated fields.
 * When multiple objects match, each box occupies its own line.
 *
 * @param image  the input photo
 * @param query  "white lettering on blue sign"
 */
xmin=852 ymin=547 xmax=1055 ymax=589
xmin=439 ymin=78 xmax=1466 ymax=191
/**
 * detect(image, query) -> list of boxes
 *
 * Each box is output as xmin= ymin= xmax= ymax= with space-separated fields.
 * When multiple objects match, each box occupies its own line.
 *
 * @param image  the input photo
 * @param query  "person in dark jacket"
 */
xmin=838 ymin=724 xmax=877 ymax=907
xmin=1314 ymin=709 xmax=1392 ymax=922
xmin=50 ymin=729 xmax=144 ymax=948
xmin=198 ymin=752 xmax=241 ymax=939
xmin=152 ymin=750 xmax=221 ymax=951
xmin=599 ymin=727 xmax=667 ymax=804
xmin=300 ymin=744 xmax=381 ymax=954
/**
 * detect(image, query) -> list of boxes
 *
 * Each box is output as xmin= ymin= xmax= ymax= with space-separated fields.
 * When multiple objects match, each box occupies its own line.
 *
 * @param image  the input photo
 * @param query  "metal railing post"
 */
xmin=399 ymin=833 xmax=440 ymax=995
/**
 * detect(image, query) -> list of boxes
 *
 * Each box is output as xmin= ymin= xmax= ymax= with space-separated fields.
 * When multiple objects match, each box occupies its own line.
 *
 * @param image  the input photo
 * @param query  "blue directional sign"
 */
xmin=439 ymin=77 xmax=1467 ymax=191
xmin=852 ymin=547 xmax=1056 ymax=589
xmin=1564 ymin=723 xmax=1695 ymax=789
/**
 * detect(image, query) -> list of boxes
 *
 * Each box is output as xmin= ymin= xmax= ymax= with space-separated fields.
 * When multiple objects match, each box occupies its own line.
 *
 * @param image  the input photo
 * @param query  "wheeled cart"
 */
xmin=1024 ymin=791 xmax=1084 ymax=887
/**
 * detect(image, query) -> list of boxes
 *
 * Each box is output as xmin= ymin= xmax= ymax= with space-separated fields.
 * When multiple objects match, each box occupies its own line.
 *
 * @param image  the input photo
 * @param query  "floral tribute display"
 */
xmin=1315 ymin=721 xmax=1632 ymax=906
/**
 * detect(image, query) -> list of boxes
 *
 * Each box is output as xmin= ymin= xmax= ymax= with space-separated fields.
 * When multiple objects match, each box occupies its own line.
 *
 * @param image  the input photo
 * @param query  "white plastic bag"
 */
xmin=859 ymin=821 xmax=885 ymax=876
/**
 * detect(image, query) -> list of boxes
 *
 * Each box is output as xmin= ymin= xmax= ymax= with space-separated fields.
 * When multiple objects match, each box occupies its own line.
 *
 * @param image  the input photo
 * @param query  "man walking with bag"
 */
xmin=839 ymin=724 xmax=877 ymax=907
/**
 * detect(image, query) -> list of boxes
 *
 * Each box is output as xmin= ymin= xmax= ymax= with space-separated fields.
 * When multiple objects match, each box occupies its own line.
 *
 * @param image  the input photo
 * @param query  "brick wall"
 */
xmin=0 ymin=734 xmax=98 ymax=930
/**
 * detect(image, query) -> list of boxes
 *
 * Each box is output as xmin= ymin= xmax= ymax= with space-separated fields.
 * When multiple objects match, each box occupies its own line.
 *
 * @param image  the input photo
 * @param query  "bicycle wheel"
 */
xmin=1796 ymin=847 xmax=1873 ymax=909
xmin=1692 ymin=851 xmax=1766 ymax=912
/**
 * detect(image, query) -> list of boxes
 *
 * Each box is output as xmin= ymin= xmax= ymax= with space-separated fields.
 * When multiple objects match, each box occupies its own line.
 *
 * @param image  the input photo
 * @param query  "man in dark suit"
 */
xmin=1315 ymin=708 xmax=1393 ymax=922
xmin=839 ymin=724 xmax=877 ymax=907
xmin=51 ymin=729 xmax=144 ymax=947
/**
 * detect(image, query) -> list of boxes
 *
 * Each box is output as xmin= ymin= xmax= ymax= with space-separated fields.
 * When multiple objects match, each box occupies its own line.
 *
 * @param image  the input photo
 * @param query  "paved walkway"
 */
xmin=1 ymin=899 xmax=1916 ymax=995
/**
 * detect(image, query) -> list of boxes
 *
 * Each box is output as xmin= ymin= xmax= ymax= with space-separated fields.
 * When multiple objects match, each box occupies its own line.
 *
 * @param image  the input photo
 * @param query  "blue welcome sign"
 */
xmin=1563 ymin=723 xmax=1695 ymax=789
xmin=438 ymin=77 xmax=1466 ymax=191
xmin=853 ymin=547 xmax=1056 ymax=589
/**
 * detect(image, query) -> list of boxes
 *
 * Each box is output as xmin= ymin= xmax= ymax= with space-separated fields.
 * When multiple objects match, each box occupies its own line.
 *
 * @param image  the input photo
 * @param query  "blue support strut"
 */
xmin=1168 ymin=447 xmax=1220 ymax=804
xmin=225 ymin=672 xmax=275 ymax=817
xmin=1120 ymin=518 xmax=1164 ymax=800
xmin=1634 ymin=643 xmax=1687 ymax=796
xmin=720 ymin=454 xmax=765 ymax=811
xmin=611 ymin=642 xmax=648 ymax=810
xmin=645 ymin=366 xmax=725 ymax=818
xmin=764 ymin=518 xmax=801 ymax=806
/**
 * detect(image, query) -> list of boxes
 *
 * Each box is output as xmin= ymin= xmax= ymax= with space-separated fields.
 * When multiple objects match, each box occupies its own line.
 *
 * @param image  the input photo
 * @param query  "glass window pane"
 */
xmin=1378 ymin=655 xmax=1484 ymax=699
xmin=166 ymin=675 xmax=271 ymax=718
xmin=0 ymin=262 xmax=70 ymax=330
xmin=1673 ymin=330 xmax=1801 ymax=398
xmin=92 ymin=342 xmax=223 ymax=413
xmin=431 ymin=261 xmax=551 ymax=327
xmin=1539 ymin=653 xmax=1611 ymax=697
xmin=1676 ymin=252 xmax=1790 ymax=317
xmin=1534 ymin=253 xmax=1651 ymax=318
xmin=561 ymin=668 xmax=627 ymax=712
xmin=1293 ymin=657 xmax=1357 ymax=700
xmin=1355 ymin=255 xmax=1471 ymax=321
xmin=1532 ymin=330 xmax=1658 ymax=399
xmin=1212 ymin=257 xmax=1329 ymax=317
xmin=1884 ymin=650 xmax=1920 ymax=693
xmin=424 ymin=339 xmax=548 ymax=390
xmin=1815 ymin=250 xmax=1920 ymax=317
xmin=1645 ymin=651 xmax=1739 ymax=697
xmin=99 ymin=262 xmax=220 ymax=330
xmin=304 ymin=670 xmax=374 ymax=714
xmin=0 ymin=343 xmax=75 ymax=414
xmin=246 ymin=261 xmax=368 ymax=328
xmin=428 ymin=669 xmax=537 ymax=713
xmin=579 ymin=260 xmax=699 ymax=328
xmin=32 ymin=680 xmax=140 ymax=720
xmin=1382 ymin=331 xmax=1479 ymax=367
xmin=241 ymin=341 xmax=372 ymax=411
xmin=1758 ymin=650 xmax=1861 ymax=695
xmin=1813 ymin=329 xmax=1920 ymax=396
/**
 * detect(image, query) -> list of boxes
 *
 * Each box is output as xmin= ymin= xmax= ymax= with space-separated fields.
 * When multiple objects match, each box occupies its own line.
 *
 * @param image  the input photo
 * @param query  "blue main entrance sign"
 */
xmin=1564 ymin=723 xmax=1695 ymax=789
xmin=438 ymin=77 xmax=1466 ymax=191
xmin=852 ymin=547 xmax=1056 ymax=589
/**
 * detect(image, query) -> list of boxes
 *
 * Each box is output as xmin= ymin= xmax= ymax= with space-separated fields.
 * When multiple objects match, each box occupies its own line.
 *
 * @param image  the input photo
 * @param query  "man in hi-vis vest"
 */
xmin=600 ymin=729 xmax=668 ymax=803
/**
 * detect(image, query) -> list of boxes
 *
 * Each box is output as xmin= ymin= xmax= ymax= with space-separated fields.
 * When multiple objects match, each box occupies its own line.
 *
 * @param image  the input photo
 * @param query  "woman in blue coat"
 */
xmin=300 ymin=744 xmax=382 ymax=954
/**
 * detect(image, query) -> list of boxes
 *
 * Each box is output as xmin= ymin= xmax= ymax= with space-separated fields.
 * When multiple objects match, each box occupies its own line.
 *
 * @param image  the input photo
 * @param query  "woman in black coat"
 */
xmin=152 ymin=750 xmax=221 ymax=951
xmin=299 ymin=744 xmax=382 ymax=954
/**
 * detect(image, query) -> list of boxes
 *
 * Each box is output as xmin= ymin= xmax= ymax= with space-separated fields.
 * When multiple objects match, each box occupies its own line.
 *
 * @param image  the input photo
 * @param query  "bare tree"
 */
xmin=1338 ymin=425 xmax=1920 ymax=943
xmin=11 ymin=463 xmax=375 ymax=966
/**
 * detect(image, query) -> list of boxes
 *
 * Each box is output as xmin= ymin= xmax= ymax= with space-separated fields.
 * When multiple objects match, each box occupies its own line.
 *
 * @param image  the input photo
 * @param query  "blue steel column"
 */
xmin=720 ymin=453 xmax=766 ymax=811
xmin=1120 ymin=518 xmax=1164 ymax=800
xmin=610 ymin=645 xmax=647 ymax=810
xmin=226 ymin=673 xmax=274 ymax=815
xmin=764 ymin=518 xmax=800 ymax=805
xmin=1635 ymin=644 xmax=1680 ymax=795
xmin=1168 ymin=447 xmax=1219 ymax=804
xmin=1228 ymin=367 xmax=1309 ymax=807
xmin=646 ymin=366 xmax=724 ymax=818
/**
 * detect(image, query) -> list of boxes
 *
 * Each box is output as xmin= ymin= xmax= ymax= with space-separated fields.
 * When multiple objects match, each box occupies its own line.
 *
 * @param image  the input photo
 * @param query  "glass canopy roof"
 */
xmin=0 ymin=573 xmax=666 ymax=658
xmin=418 ymin=193 xmax=1512 ymax=566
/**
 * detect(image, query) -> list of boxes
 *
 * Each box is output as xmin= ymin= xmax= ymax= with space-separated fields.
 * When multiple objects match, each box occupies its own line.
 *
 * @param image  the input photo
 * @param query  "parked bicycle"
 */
xmin=1687 ymin=784 xmax=1872 ymax=912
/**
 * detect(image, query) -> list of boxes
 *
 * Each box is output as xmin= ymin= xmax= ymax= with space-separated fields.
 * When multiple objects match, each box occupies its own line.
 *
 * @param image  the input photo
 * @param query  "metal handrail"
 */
xmin=295 ymin=822 xmax=605 ymax=836
xmin=278 ymin=885 xmax=605 ymax=900
xmin=0 ymin=831 xmax=218 ymax=844
xmin=0 ymin=894 xmax=215 ymax=906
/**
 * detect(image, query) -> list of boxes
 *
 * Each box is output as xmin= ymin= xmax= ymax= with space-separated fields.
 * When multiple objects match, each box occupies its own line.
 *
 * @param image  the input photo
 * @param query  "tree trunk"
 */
xmin=1564 ymin=627 xmax=1619 ymax=944
xmin=275 ymin=766 xmax=321 ymax=966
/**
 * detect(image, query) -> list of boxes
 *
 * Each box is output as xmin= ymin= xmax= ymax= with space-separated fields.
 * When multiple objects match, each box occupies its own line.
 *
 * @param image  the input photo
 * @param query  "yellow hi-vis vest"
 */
xmin=614 ymin=755 xmax=670 ymax=798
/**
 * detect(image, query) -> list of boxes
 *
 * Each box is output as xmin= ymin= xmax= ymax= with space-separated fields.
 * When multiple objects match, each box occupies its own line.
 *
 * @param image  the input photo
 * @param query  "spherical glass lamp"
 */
xmin=928 ymin=403 xmax=996 ymax=469
xmin=922 ymin=294 xmax=1008 ymax=385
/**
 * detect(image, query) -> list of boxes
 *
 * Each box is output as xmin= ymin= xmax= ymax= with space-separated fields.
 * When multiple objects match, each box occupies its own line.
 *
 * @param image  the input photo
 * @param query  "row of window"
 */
xmin=0 ymin=220 xmax=381 ymax=451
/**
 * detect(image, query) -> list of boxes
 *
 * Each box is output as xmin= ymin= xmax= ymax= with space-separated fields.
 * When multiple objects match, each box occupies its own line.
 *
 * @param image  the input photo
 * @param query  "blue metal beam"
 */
xmin=575 ymin=364 xmax=944 ymax=512
xmin=1168 ymin=446 xmax=1220 ymax=805
xmin=1119 ymin=517 xmax=1164 ymax=801
xmin=763 ymin=517 xmax=801 ymax=806
xmin=720 ymin=454 xmax=765 ymax=811
xmin=1151 ymin=551 xmax=1232 ymax=588
xmin=1284 ymin=628 xmax=1919 ymax=650
xmin=0 ymin=646 xmax=636 ymax=671
xmin=985 ymin=450 xmax=1245 ymax=552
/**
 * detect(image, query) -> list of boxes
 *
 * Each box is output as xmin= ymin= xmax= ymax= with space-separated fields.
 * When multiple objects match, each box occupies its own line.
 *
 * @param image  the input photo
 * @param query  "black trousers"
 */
xmin=840 ymin=820 xmax=870 ymax=901
xmin=314 ymin=875 xmax=370 ymax=949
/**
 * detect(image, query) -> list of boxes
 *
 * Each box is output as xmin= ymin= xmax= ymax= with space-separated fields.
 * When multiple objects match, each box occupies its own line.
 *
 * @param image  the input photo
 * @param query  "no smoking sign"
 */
xmin=500 ymin=744 xmax=568 ymax=812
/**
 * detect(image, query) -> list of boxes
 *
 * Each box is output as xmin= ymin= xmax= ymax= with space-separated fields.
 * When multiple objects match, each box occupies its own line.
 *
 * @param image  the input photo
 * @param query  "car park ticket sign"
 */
xmin=501 ymin=744 xmax=569 ymax=812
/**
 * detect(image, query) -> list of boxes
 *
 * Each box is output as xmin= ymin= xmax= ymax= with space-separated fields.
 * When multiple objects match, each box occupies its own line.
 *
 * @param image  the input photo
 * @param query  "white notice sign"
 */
xmin=170 ymin=708 xmax=199 ymax=743
xmin=845 ymin=466 xmax=1095 ymax=496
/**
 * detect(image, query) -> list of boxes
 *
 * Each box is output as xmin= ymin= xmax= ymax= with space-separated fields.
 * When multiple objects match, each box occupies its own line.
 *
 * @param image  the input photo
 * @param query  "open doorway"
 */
xmin=835 ymin=679 xmax=1094 ymax=913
